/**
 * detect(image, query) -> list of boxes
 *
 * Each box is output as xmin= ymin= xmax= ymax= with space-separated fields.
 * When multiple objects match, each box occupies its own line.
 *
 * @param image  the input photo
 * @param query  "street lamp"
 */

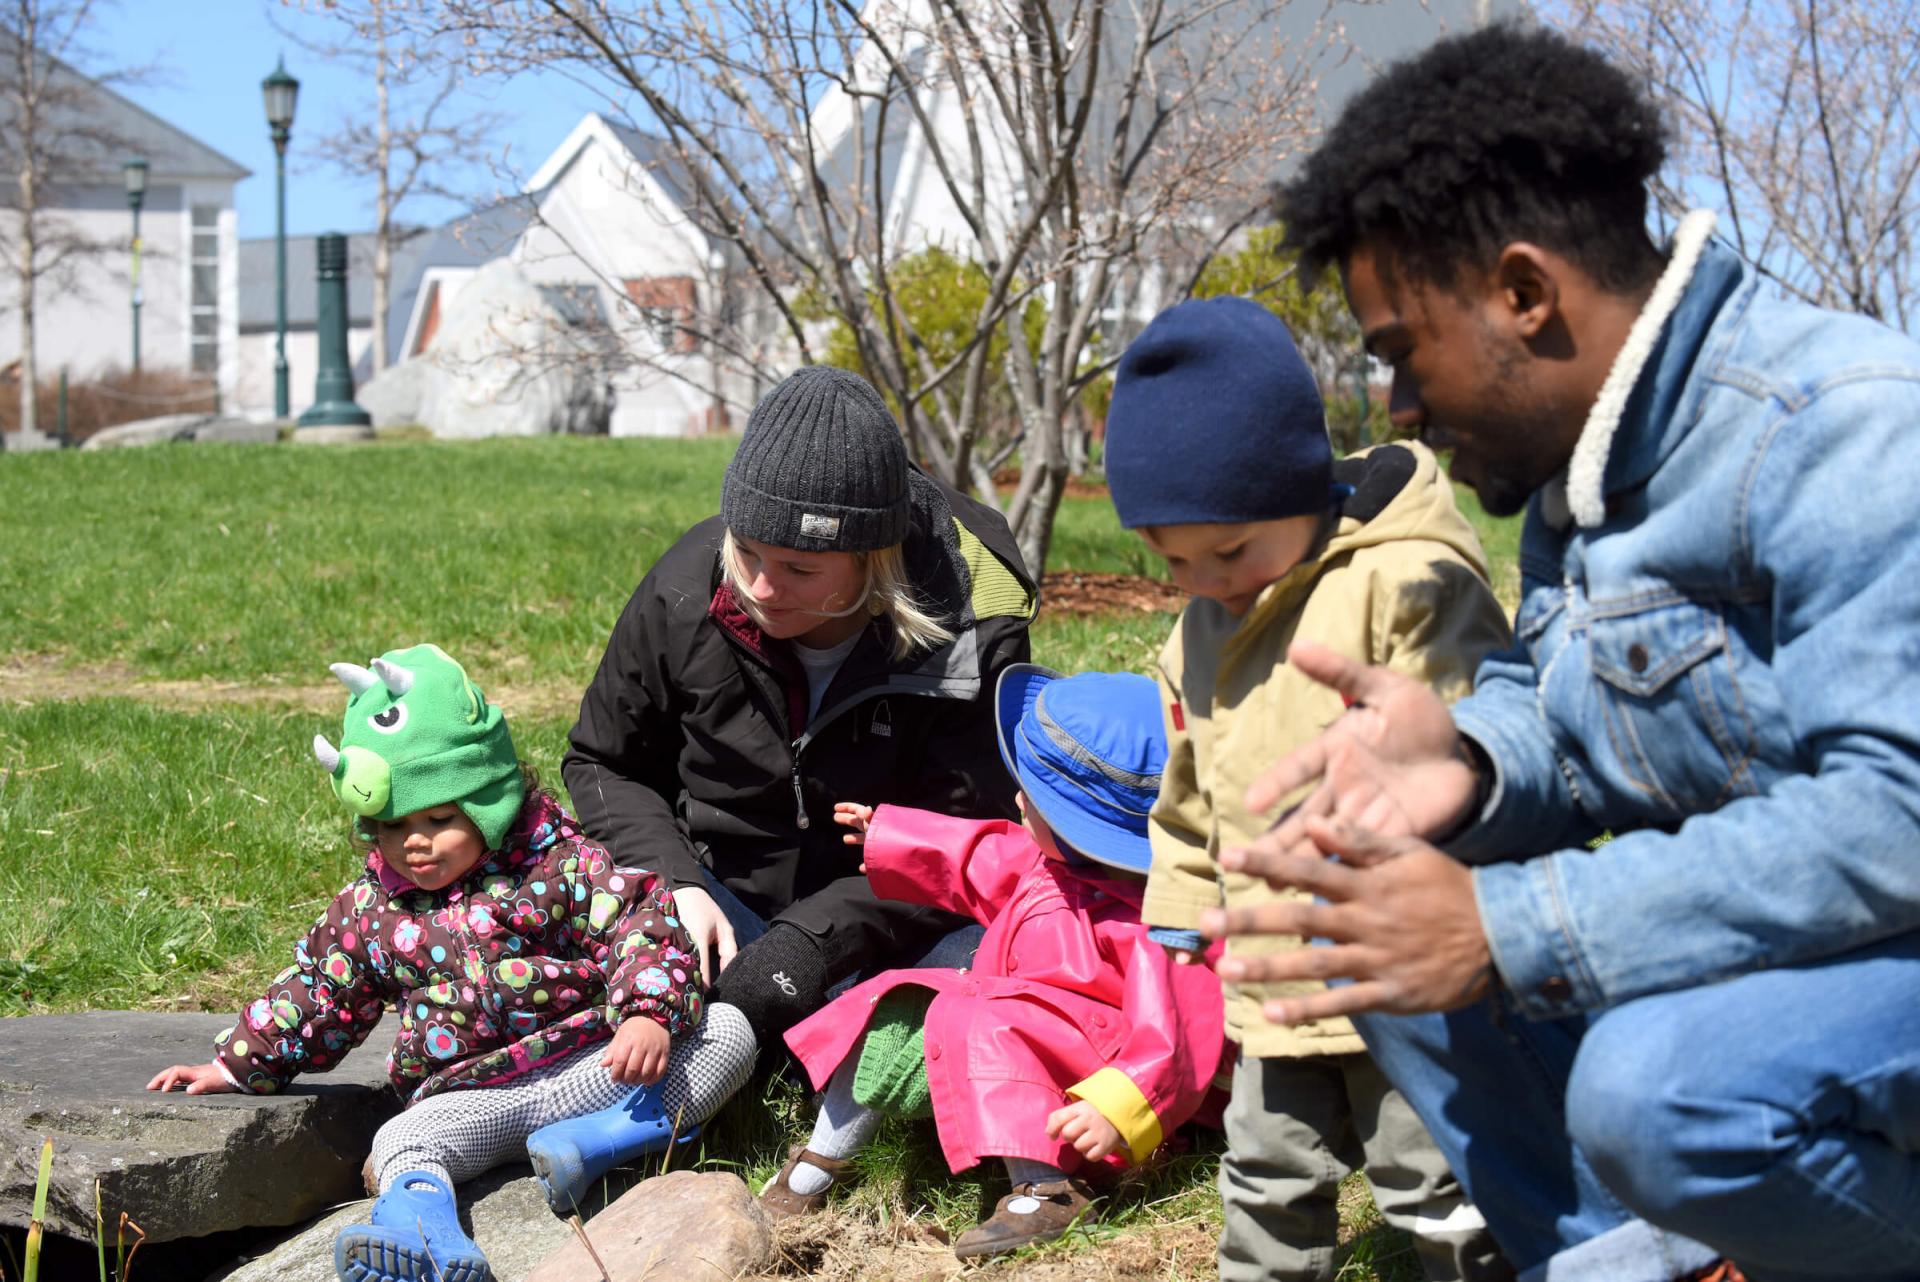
xmin=122 ymin=156 xmax=147 ymax=372
xmin=262 ymin=57 xmax=299 ymax=419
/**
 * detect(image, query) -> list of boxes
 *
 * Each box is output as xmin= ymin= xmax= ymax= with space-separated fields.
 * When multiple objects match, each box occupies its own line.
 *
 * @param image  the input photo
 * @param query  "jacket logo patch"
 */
xmin=799 ymin=513 xmax=841 ymax=540
xmin=1169 ymin=700 xmax=1185 ymax=732
xmin=871 ymin=700 xmax=893 ymax=737
xmin=771 ymin=970 xmax=799 ymax=996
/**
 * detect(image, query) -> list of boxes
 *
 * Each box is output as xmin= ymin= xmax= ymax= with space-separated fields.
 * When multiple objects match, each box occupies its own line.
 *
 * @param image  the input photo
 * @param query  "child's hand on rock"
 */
xmin=603 ymin=1017 xmax=671 ymax=1086
xmin=146 ymin=1062 xmax=235 ymax=1095
xmin=1046 ymin=1099 xmax=1124 ymax=1162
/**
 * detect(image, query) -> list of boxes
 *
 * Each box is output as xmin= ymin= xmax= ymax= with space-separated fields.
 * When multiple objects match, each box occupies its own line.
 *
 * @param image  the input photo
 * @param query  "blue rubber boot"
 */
xmin=334 ymin=1170 xmax=492 ymax=1282
xmin=525 ymin=1082 xmax=702 ymax=1215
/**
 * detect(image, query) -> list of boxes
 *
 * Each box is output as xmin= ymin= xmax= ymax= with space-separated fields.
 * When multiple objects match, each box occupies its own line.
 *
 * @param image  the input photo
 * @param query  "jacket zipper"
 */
xmin=787 ymin=682 xmax=967 ymax=831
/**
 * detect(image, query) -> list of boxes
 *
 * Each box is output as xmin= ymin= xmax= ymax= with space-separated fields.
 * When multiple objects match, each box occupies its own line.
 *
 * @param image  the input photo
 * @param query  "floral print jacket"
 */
xmin=214 ymin=792 xmax=703 ymax=1106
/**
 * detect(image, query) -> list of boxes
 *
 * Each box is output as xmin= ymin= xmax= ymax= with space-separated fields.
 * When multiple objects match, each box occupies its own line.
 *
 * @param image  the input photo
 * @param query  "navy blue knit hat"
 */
xmin=1105 ymin=296 xmax=1333 ymax=529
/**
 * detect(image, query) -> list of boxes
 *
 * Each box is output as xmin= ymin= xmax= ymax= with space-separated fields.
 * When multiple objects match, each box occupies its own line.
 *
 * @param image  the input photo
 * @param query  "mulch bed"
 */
xmin=1039 ymin=571 xmax=1184 ymax=615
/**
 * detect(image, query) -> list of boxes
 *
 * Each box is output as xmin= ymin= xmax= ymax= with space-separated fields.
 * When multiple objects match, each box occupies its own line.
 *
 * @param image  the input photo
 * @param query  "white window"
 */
xmin=190 ymin=205 xmax=219 ymax=374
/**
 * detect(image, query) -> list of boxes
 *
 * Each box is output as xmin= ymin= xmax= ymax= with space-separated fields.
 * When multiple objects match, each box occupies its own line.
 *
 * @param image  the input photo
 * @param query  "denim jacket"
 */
xmin=1450 ymin=240 xmax=1920 ymax=1020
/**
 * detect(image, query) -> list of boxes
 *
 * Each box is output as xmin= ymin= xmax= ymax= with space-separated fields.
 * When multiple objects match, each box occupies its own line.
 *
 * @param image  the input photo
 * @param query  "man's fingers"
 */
xmin=1200 ymin=891 xmax=1349 ymax=942
xmin=1303 ymin=816 xmax=1409 ymax=869
xmin=1244 ymin=739 xmax=1330 ymax=815
xmin=713 ymin=916 xmax=739 ymax=974
xmin=1217 ymin=843 xmax=1360 ymax=900
xmin=1262 ymin=980 xmax=1396 ymax=1025
xmin=1216 ymin=943 xmax=1374 ymax=986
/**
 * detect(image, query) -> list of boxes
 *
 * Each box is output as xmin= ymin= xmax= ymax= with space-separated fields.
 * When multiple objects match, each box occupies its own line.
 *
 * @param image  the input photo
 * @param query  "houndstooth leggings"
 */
xmin=370 ymin=1002 xmax=756 ymax=1193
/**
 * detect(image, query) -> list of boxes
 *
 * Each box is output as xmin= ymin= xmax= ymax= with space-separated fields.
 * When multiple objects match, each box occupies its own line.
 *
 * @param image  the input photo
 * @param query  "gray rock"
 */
xmin=0 ymin=1012 xmax=401 ymax=1244
xmin=290 ymin=424 xmax=376 ymax=445
xmin=526 ymin=1170 xmax=772 ymax=1282
xmin=80 ymin=413 xmax=217 ymax=449
xmin=4 ymin=427 xmax=63 ymax=451
xmin=414 ymin=259 xmax=611 ymax=439
xmin=213 ymin=1165 xmax=574 ymax=1282
xmin=192 ymin=420 xmax=283 ymax=445
xmin=355 ymin=359 xmax=428 ymax=430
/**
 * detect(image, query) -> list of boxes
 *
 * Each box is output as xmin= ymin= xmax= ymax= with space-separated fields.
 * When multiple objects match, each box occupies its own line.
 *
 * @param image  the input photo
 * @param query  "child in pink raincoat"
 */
xmin=767 ymin=666 xmax=1228 ymax=1260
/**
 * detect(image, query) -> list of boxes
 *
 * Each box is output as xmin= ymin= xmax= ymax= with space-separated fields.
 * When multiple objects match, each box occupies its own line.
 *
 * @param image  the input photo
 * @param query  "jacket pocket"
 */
xmin=1585 ymin=598 xmax=1758 ymax=816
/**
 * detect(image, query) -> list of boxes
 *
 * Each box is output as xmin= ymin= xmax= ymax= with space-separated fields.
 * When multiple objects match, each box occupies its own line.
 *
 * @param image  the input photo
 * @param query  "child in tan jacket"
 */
xmin=1104 ymin=297 xmax=1513 ymax=1282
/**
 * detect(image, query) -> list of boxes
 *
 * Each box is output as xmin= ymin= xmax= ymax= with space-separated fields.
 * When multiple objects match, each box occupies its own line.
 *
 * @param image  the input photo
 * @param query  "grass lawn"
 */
xmin=0 ymin=436 xmax=1516 ymax=1279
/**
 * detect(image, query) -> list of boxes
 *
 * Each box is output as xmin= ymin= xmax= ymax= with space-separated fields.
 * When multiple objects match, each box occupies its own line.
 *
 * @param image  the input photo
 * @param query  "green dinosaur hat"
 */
xmin=311 ymin=643 xmax=524 ymax=851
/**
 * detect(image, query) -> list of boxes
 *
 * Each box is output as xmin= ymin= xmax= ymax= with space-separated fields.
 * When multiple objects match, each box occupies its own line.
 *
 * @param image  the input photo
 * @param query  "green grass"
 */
xmin=0 ymin=436 xmax=1514 ymax=1278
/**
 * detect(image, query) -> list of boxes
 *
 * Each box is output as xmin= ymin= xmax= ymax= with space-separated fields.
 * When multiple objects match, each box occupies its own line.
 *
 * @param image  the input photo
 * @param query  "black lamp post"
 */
xmin=262 ymin=58 xmax=299 ymax=418
xmin=122 ymin=156 xmax=147 ymax=372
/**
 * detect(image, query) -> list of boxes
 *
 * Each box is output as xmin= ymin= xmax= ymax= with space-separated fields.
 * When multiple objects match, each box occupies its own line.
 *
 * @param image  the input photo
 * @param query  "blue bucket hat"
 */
xmin=994 ymin=665 xmax=1167 ymax=873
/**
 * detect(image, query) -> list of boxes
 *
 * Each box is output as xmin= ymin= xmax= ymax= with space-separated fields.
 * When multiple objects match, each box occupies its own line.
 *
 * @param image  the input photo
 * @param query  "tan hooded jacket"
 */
xmin=1143 ymin=441 xmax=1512 ymax=1058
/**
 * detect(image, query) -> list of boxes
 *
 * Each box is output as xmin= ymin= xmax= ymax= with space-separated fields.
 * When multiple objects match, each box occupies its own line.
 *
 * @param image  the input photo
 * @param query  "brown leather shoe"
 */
xmin=951 ymin=1177 xmax=1097 ymax=1260
xmin=758 ymin=1145 xmax=853 ymax=1221
xmin=1680 ymin=1263 xmax=1749 ymax=1282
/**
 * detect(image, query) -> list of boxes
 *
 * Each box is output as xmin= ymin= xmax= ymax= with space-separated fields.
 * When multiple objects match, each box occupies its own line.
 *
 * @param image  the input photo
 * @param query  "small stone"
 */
xmin=526 ymin=1170 xmax=772 ymax=1282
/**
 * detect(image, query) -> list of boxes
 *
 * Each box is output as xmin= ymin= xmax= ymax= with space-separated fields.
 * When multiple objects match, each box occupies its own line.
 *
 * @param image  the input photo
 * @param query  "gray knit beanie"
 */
xmin=722 ymin=366 xmax=912 ymax=552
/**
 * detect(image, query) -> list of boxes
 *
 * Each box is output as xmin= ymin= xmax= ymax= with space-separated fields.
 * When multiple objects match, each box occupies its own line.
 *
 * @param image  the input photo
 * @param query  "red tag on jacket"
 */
xmin=1169 ymin=700 xmax=1185 ymax=731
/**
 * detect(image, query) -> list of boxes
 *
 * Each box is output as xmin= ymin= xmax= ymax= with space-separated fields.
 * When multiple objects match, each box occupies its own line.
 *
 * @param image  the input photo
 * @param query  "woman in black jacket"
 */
xmin=563 ymin=366 xmax=1037 ymax=1059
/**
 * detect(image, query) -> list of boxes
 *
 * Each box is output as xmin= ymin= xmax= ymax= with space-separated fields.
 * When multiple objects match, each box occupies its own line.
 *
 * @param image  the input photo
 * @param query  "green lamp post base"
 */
xmin=296 ymin=231 xmax=374 ymax=441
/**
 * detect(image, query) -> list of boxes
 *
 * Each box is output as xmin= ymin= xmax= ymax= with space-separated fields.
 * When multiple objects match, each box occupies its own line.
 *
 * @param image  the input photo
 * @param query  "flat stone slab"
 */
xmin=80 ymin=413 xmax=217 ymax=449
xmin=0 ymin=1012 xmax=401 ymax=1244
xmin=193 ymin=420 xmax=283 ymax=445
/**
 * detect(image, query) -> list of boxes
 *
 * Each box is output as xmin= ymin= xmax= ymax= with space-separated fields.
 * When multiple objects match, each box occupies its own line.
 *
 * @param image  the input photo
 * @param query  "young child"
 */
xmin=765 ymin=666 xmax=1227 ymax=1261
xmin=148 ymin=644 xmax=757 ymax=1282
xmin=1103 ymin=297 xmax=1514 ymax=1282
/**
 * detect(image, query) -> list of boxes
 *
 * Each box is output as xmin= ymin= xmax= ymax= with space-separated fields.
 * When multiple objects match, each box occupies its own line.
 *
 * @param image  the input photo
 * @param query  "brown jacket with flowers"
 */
xmin=214 ymin=792 xmax=703 ymax=1106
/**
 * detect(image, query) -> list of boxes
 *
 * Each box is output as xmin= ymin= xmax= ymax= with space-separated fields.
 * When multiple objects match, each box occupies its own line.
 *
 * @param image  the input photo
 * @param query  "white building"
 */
xmin=235 ymin=113 xmax=734 ymax=436
xmin=0 ymin=40 xmax=249 ymax=408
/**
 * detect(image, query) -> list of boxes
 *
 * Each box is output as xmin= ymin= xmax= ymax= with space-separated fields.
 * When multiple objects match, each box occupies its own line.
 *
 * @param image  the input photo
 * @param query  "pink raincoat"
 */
xmin=785 ymin=806 xmax=1227 ymax=1174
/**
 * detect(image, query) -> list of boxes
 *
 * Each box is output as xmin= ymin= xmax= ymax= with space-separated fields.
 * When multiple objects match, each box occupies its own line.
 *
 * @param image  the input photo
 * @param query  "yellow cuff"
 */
xmin=1066 ymin=1066 xmax=1163 ymax=1162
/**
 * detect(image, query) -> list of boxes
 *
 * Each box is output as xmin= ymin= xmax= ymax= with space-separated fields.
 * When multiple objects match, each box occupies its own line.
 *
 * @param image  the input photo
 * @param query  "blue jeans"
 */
xmin=1355 ymin=934 xmax=1920 ymax=1282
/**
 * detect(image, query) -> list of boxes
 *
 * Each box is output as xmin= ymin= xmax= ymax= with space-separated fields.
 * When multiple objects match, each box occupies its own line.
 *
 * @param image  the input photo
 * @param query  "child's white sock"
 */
xmin=786 ymin=1058 xmax=881 ymax=1196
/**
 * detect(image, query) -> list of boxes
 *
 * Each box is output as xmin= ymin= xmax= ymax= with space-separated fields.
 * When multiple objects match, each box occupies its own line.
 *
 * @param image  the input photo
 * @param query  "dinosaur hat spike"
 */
xmin=313 ymin=735 xmax=341 ymax=773
xmin=371 ymin=657 xmax=414 ymax=695
xmin=330 ymin=663 xmax=380 ymax=696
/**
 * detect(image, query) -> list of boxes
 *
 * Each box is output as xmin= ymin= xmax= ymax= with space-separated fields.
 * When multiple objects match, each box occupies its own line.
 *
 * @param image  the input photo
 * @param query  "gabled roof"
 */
xmin=524 ymin=112 xmax=706 ymax=228
xmin=0 ymin=33 xmax=249 ymax=183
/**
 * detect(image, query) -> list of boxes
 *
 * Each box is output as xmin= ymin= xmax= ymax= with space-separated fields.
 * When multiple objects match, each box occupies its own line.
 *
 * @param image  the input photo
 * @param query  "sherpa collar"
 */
xmin=1541 ymin=209 xmax=1719 ymax=530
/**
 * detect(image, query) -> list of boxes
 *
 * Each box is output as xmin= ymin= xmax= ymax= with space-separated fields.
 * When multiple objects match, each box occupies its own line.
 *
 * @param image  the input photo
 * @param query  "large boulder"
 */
xmin=212 ymin=1165 xmax=572 ymax=1282
xmin=0 ymin=1012 xmax=401 ymax=1244
xmin=354 ymin=358 xmax=429 ymax=430
xmin=526 ymin=1170 xmax=772 ymax=1282
xmin=414 ymin=259 xmax=612 ymax=439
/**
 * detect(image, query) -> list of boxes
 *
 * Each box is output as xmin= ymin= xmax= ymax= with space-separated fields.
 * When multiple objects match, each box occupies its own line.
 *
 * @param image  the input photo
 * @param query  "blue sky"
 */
xmin=94 ymin=0 xmax=610 ymax=239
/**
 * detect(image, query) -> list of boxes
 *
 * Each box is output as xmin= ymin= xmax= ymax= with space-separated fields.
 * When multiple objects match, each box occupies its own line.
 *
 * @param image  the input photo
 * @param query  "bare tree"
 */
xmin=429 ymin=0 xmax=1323 ymax=574
xmin=1546 ymin=0 xmax=1920 ymax=329
xmin=280 ymin=0 xmax=501 ymax=374
xmin=0 ymin=0 xmax=133 ymax=447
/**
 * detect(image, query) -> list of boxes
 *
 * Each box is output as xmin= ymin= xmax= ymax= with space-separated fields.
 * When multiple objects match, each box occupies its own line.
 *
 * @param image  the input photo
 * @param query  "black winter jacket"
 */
xmin=563 ymin=470 xmax=1037 ymax=977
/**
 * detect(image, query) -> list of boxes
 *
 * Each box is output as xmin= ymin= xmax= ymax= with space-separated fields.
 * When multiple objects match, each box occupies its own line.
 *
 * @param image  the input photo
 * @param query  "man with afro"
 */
xmin=1208 ymin=21 xmax=1920 ymax=1282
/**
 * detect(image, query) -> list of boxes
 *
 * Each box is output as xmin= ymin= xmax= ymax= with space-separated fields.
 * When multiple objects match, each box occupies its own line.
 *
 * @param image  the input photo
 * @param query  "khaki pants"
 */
xmin=1217 ymin=1049 xmax=1511 ymax=1282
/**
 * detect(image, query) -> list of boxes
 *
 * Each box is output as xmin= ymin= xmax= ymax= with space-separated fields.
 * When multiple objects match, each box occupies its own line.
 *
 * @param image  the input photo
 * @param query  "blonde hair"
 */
xmin=721 ymin=531 xmax=954 ymax=661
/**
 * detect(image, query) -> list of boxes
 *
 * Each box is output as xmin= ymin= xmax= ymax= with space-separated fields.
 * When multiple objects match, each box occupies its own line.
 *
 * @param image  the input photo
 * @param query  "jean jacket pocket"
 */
xmin=1585 ymin=598 xmax=1758 ymax=817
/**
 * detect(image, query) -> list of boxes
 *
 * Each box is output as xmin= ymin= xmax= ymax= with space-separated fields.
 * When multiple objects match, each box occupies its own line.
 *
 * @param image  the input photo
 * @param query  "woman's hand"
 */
xmin=146 ymin=1062 xmax=235 ymax=1095
xmin=603 ymin=1018 xmax=672 ymax=1086
xmin=667 ymin=884 xmax=738 ymax=982
xmin=1046 ymin=1099 xmax=1124 ymax=1162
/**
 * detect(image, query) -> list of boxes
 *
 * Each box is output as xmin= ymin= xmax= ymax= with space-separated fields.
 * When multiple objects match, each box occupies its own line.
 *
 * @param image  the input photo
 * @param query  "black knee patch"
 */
xmin=710 ymin=924 xmax=830 ymax=1045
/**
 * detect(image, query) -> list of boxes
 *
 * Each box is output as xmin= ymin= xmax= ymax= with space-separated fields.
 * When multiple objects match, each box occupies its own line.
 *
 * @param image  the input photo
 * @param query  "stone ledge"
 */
xmin=0 ymin=1012 xmax=401 ymax=1243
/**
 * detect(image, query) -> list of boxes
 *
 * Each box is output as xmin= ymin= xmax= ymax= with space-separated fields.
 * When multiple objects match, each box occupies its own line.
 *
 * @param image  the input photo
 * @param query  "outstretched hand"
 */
xmin=836 ymin=802 xmax=874 ymax=872
xmin=1241 ymin=642 xmax=1481 ymax=868
xmin=1046 ymin=1099 xmax=1125 ymax=1162
xmin=1204 ymin=817 xmax=1493 ymax=1023
xmin=603 ymin=1016 xmax=672 ymax=1086
xmin=147 ymin=1062 xmax=235 ymax=1095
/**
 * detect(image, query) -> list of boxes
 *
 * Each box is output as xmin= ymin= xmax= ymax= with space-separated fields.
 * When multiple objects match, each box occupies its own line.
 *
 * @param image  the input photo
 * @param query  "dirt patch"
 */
xmin=0 ymin=653 xmax=586 ymax=723
xmin=750 ymin=1206 xmax=1218 ymax=1281
xmin=992 ymin=468 xmax=1112 ymax=500
xmin=1040 ymin=572 xmax=1184 ymax=616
